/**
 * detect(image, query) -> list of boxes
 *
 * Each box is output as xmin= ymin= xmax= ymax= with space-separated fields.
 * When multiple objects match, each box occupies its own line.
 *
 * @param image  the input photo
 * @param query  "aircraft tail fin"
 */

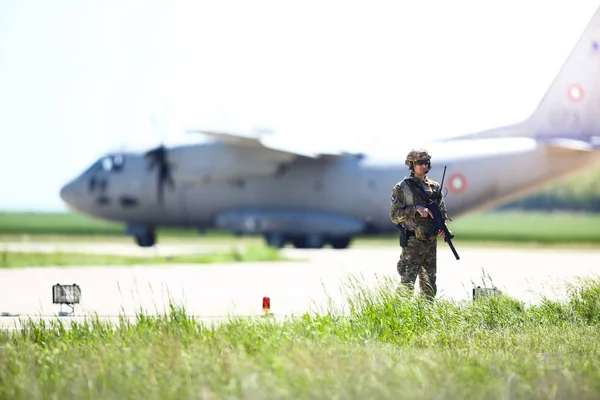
xmin=524 ymin=6 xmax=600 ymax=141
xmin=448 ymin=6 xmax=600 ymax=149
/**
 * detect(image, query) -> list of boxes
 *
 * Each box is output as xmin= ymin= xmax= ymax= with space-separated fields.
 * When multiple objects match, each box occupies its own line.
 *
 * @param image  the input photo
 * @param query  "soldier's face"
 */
xmin=414 ymin=160 xmax=430 ymax=175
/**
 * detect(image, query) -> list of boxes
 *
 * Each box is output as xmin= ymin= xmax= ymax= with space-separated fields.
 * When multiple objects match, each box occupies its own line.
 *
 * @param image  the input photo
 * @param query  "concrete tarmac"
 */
xmin=1 ymin=243 xmax=599 ymax=328
xmin=1 ymin=240 xmax=226 ymax=257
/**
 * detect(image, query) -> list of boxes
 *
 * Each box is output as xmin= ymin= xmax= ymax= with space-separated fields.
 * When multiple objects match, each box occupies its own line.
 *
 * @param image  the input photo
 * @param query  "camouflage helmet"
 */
xmin=405 ymin=148 xmax=431 ymax=167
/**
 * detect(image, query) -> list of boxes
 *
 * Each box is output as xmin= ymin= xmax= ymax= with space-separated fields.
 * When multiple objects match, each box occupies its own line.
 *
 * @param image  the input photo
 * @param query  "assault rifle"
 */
xmin=422 ymin=166 xmax=460 ymax=260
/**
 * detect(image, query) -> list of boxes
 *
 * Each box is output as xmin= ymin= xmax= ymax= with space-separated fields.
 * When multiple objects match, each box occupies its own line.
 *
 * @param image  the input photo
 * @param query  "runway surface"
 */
xmin=1 ymin=241 xmax=599 ymax=328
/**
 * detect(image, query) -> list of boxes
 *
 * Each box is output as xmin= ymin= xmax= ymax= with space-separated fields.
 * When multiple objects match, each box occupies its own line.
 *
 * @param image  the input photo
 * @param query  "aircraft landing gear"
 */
xmin=264 ymin=233 xmax=286 ymax=248
xmin=291 ymin=234 xmax=325 ymax=249
xmin=135 ymin=231 xmax=156 ymax=247
xmin=329 ymin=236 xmax=352 ymax=249
xmin=127 ymin=224 xmax=156 ymax=248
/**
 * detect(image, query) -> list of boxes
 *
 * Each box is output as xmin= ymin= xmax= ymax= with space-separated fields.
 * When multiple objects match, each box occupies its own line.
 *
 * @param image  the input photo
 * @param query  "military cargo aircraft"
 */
xmin=60 ymin=6 xmax=600 ymax=249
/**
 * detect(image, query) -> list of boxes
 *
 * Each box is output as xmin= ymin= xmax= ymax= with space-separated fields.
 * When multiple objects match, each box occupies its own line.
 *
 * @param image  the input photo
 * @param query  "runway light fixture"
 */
xmin=472 ymin=286 xmax=501 ymax=301
xmin=52 ymin=283 xmax=81 ymax=316
xmin=262 ymin=296 xmax=272 ymax=316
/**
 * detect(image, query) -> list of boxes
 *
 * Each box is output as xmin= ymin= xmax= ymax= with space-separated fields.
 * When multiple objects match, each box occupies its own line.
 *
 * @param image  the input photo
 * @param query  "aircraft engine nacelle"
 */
xmin=215 ymin=207 xmax=366 ymax=236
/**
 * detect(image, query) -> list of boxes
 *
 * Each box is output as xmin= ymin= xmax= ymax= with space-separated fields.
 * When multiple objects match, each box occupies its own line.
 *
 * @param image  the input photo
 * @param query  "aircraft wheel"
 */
xmin=265 ymin=233 xmax=286 ymax=248
xmin=330 ymin=237 xmax=351 ymax=249
xmin=291 ymin=237 xmax=307 ymax=249
xmin=291 ymin=235 xmax=324 ymax=249
xmin=305 ymin=234 xmax=325 ymax=249
xmin=135 ymin=231 xmax=156 ymax=247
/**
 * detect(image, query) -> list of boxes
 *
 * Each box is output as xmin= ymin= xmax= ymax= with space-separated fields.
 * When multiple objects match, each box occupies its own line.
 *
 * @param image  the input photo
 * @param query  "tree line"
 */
xmin=496 ymin=165 xmax=600 ymax=212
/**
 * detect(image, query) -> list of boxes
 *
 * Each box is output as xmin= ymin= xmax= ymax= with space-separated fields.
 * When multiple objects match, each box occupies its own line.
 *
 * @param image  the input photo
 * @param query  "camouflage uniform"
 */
xmin=390 ymin=149 xmax=449 ymax=300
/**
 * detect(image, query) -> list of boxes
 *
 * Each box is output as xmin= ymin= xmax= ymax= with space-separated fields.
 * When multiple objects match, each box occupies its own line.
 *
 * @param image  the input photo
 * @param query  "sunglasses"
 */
xmin=414 ymin=160 xmax=430 ymax=165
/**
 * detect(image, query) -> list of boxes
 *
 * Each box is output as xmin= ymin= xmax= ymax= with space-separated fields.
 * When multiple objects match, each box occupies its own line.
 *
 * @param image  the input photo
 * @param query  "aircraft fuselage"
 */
xmin=59 ymin=137 xmax=600 ymax=248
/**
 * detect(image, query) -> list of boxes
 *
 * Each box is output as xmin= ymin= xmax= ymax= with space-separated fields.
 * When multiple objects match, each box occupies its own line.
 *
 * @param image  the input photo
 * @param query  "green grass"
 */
xmin=0 ymin=245 xmax=286 ymax=268
xmin=500 ymin=165 xmax=600 ymax=212
xmin=345 ymin=211 xmax=600 ymax=247
xmin=0 ymin=212 xmax=208 ymax=237
xmin=449 ymin=210 xmax=600 ymax=244
xmin=1 ymin=275 xmax=600 ymax=399
xmin=2 ymin=210 xmax=600 ymax=246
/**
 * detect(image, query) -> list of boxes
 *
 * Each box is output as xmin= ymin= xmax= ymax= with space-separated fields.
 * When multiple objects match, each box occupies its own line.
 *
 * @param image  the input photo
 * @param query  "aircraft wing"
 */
xmin=186 ymin=129 xmax=347 ymax=159
xmin=442 ymin=124 xmax=600 ymax=153
xmin=440 ymin=124 xmax=532 ymax=141
xmin=195 ymin=130 xmax=264 ymax=147
xmin=540 ymin=137 xmax=600 ymax=153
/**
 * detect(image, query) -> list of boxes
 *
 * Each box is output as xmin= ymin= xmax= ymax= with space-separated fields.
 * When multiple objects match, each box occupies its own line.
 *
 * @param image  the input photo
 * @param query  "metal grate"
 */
xmin=472 ymin=286 xmax=501 ymax=300
xmin=52 ymin=284 xmax=81 ymax=315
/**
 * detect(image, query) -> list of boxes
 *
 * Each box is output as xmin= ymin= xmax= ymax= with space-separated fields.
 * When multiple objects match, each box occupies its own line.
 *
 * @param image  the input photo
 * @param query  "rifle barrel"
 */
xmin=448 ymin=240 xmax=460 ymax=260
xmin=440 ymin=166 xmax=447 ymax=189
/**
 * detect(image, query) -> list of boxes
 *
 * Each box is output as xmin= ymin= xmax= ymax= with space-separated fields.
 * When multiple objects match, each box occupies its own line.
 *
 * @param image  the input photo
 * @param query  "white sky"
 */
xmin=1 ymin=0 xmax=598 ymax=211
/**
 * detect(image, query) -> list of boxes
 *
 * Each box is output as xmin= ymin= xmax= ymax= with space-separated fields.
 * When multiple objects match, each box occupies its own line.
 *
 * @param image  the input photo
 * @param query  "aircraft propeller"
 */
xmin=144 ymin=144 xmax=174 ymax=205
xmin=144 ymin=109 xmax=175 ymax=205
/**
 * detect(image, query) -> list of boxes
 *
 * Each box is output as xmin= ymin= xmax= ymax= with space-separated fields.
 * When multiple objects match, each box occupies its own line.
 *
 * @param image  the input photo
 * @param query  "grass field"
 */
xmin=0 ymin=245 xmax=286 ymax=268
xmin=0 ymin=212 xmax=205 ymax=237
xmin=444 ymin=210 xmax=600 ymax=244
xmin=1 ymin=210 xmax=600 ymax=246
xmin=1 ymin=276 xmax=599 ymax=399
xmin=1 ymin=211 xmax=598 ymax=397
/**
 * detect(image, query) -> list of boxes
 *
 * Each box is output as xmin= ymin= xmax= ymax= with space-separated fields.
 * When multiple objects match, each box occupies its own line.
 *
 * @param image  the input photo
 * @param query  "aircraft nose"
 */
xmin=59 ymin=180 xmax=80 ymax=205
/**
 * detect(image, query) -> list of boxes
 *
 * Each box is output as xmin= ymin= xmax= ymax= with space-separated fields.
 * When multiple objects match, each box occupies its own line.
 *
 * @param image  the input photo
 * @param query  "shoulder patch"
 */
xmin=391 ymin=185 xmax=399 ymax=202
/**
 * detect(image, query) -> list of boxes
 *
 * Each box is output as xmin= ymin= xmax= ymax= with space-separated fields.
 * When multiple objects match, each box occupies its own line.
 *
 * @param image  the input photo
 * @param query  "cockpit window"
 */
xmin=113 ymin=155 xmax=124 ymax=167
xmin=101 ymin=157 xmax=113 ymax=171
xmin=82 ymin=154 xmax=126 ymax=175
xmin=100 ymin=154 xmax=125 ymax=172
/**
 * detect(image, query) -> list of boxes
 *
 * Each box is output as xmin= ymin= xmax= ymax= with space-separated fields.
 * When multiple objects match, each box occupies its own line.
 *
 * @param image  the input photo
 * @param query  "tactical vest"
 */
xmin=399 ymin=178 xmax=438 ymax=240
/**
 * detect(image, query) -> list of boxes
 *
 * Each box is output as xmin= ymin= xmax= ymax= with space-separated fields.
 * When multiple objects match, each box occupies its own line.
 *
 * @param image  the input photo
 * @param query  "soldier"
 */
xmin=389 ymin=148 xmax=450 ymax=300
